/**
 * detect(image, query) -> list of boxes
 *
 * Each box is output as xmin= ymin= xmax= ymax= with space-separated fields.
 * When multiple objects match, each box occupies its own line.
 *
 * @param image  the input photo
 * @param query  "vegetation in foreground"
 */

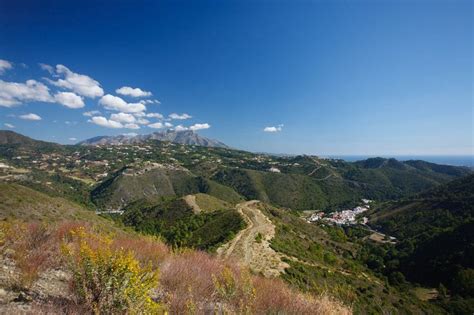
xmin=0 ymin=220 xmax=350 ymax=314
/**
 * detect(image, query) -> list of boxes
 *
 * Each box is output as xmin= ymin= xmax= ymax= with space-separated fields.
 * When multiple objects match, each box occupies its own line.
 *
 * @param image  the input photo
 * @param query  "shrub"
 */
xmin=253 ymin=276 xmax=351 ymax=315
xmin=160 ymin=251 xmax=222 ymax=313
xmin=0 ymin=221 xmax=60 ymax=288
xmin=212 ymin=266 xmax=255 ymax=313
xmin=61 ymin=227 xmax=163 ymax=314
xmin=111 ymin=235 xmax=169 ymax=268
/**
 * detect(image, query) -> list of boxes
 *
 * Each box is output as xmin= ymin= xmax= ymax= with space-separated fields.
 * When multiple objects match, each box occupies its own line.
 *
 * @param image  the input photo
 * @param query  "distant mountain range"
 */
xmin=77 ymin=130 xmax=229 ymax=148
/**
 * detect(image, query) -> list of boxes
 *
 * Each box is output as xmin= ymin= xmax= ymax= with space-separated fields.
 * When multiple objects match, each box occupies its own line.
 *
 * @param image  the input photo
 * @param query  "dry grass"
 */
xmin=112 ymin=235 xmax=169 ymax=268
xmin=253 ymin=277 xmax=351 ymax=315
xmin=0 ymin=220 xmax=351 ymax=314
xmin=1 ymin=222 xmax=63 ymax=288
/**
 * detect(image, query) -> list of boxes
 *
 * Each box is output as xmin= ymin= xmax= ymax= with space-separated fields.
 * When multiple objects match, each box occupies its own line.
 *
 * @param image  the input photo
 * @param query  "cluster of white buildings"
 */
xmin=307 ymin=199 xmax=373 ymax=225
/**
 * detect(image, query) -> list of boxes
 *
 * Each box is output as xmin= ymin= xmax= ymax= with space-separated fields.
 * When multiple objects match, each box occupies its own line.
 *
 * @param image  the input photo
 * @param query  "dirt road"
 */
xmin=216 ymin=201 xmax=289 ymax=277
xmin=183 ymin=195 xmax=201 ymax=214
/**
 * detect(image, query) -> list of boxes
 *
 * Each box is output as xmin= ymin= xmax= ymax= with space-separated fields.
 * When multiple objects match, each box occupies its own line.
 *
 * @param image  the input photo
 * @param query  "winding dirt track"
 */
xmin=183 ymin=195 xmax=201 ymax=214
xmin=216 ymin=201 xmax=289 ymax=277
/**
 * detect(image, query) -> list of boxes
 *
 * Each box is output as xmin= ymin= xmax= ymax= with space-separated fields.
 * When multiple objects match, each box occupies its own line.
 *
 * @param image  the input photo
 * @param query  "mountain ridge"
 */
xmin=77 ymin=129 xmax=229 ymax=148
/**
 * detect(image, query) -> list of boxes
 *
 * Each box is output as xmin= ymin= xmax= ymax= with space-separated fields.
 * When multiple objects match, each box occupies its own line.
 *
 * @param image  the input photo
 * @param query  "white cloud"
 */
xmin=0 ymin=79 xmax=53 ymax=107
xmin=148 ymin=122 xmax=164 ymax=129
xmin=69 ymin=137 xmax=77 ymax=141
xmin=164 ymin=122 xmax=173 ymax=128
xmin=39 ymin=63 xmax=54 ymax=74
xmin=19 ymin=113 xmax=42 ymax=121
xmin=136 ymin=118 xmax=150 ymax=125
xmin=169 ymin=113 xmax=192 ymax=120
xmin=189 ymin=123 xmax=210 ymax=131
xmin=47 ymin=64 xmax=104 ymax=98
xmin=110 ymin=112 xmax=136 ymax=123
xmin=116 ymin=86 xmax=152 ymax=98
xmin=89 ymin=116 xmax=123 ymax=128
xmin=83 ymin=110 xmax=101 ymax=117
xmin=4 ymin=123 xmax=14 ymax=128
xmin=0 ymin=59 xmax=13 ymax=75
xmin=146 ymin=112 xmax=164 ymax=119
xmin=122 ymin=132 xmax=138 ymax=137
xmin=132 ymin=111 xmax=146 ymax=117
xmin=140 ymin=99 xmax=161 ymax=105
xmin=54 ymin=92 xmax=84 ymax=109
xmin=174 ymin=125 xmax=188 ymax=131
xmin=263 ymin=124 xmax=283 ymax=133
xmin=99 ymin=94 xmax=146 ymax=113
xmin=124 ymin=123 xmax=140 ymax=129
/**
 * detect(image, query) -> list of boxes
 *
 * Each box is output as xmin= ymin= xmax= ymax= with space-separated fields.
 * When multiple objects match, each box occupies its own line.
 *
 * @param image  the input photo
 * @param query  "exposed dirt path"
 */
xmin=307 ymin=165 xmax=322 ymax=176
xmin=183 ymin=195 xmax=201 ymax=214
xmin=216 ymin=201 xmax=289 ymax=277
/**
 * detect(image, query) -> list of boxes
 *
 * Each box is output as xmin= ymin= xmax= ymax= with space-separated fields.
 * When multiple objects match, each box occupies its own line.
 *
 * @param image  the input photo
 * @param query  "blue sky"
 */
xmin=0 ymin=0 xmax=472 ymax=155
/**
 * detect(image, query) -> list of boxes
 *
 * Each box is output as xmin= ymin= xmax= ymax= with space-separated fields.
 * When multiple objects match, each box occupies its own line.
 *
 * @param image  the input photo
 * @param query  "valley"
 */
xmin=0 ymin=130 xmax=472 ymax=314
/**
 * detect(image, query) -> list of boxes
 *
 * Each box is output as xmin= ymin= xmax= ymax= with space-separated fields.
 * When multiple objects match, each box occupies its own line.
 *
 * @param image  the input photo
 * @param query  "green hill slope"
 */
xmin=91 ymin=166 xmax=243 ymax=209
xmin=255 ymin=202 xmax=442 ymax=314
xmin=0 ymin=183 xmax=105 ymax=224
xmin=119 ymin=197 xmax=245 ymax=251
xmin=366 ymin=175 xmax=474 ymax=313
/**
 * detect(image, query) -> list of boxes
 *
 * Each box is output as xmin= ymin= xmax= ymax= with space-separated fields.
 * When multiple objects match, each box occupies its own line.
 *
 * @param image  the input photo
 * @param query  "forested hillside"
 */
xmin=366 ymin=175 xmax=474 ymax=313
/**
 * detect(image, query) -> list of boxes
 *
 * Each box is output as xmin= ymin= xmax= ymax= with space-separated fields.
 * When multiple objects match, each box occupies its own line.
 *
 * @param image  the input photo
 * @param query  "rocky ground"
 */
xmin=216 ymin=201 xmax=289 ymax=277
xmin=0 ymin=255 xmax=72 ymax=314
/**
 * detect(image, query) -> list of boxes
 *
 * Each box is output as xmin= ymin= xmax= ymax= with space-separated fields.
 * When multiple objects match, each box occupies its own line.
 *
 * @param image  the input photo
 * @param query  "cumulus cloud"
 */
xmin=124 ymin=123 xmax=140 ymax=129
xmin=136 ymin=118 xmax=150 ymax=125
xmin=39 ymin=63 xmax=54 ymax=74
xmin=0 ymin=79 xmax=53 ymax=107
xmin=164 ymin=122 xmax=173 ymax=128
xmin=0 ymin=59 xmax=13 ymax=75
xmin=146 ymin=112 xmax=163 ymax=119
xmin=99 ymin=94 xmax=146 ymax=113
xmin=174 ymin=125 xmax=188 ymax=131
xmin=122 ymin=132 xmax=138 ymax=137
xmin=110 ymin=112 xmax=136 ymax=123
xmin=189 ymin=123 xmax=210 ymax=131
xmin=169 ymin=113 xmax=192 ymax=120
xmin=116 ymin=86 xmax=152 ymax=98
xmin=263 ymin=124 xmax=283 ymax=133
xmin=69 ymin=137 xmax=77 ymax=141
xmin=148 ymin=122 xmax=164 ymax=129
xmin=20 ymin=113 xmax=42 ymax=121
xmin=4 ymin=123 xmax=14 ymax=128
xmin=83 ymin=110 xmax=101 ymax=117
xmin=89 ymin=116 xmax=123 ymax=128
xmin=46 ymin=65 xmax=104 ymax=98
xmin=54 ymin=92 xmax=84 ymax=109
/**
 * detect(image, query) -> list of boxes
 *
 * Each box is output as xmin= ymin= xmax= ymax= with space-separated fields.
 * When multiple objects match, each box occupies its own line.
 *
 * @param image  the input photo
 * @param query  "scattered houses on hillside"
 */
xmin=307 ymin=199 xmax=373 ymax=225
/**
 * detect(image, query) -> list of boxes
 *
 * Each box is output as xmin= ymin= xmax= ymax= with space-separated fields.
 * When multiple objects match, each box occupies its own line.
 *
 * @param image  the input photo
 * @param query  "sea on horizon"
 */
xmin=324 ymin=155 xmax=474 ymax=168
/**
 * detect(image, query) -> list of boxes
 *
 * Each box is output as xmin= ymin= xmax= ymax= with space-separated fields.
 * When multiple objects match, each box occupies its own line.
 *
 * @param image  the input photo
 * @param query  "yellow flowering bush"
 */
xmin=62 ymin=227 xmax=163 ymax=314
xmin=212 ymin=266 xmax=255 ymax=314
